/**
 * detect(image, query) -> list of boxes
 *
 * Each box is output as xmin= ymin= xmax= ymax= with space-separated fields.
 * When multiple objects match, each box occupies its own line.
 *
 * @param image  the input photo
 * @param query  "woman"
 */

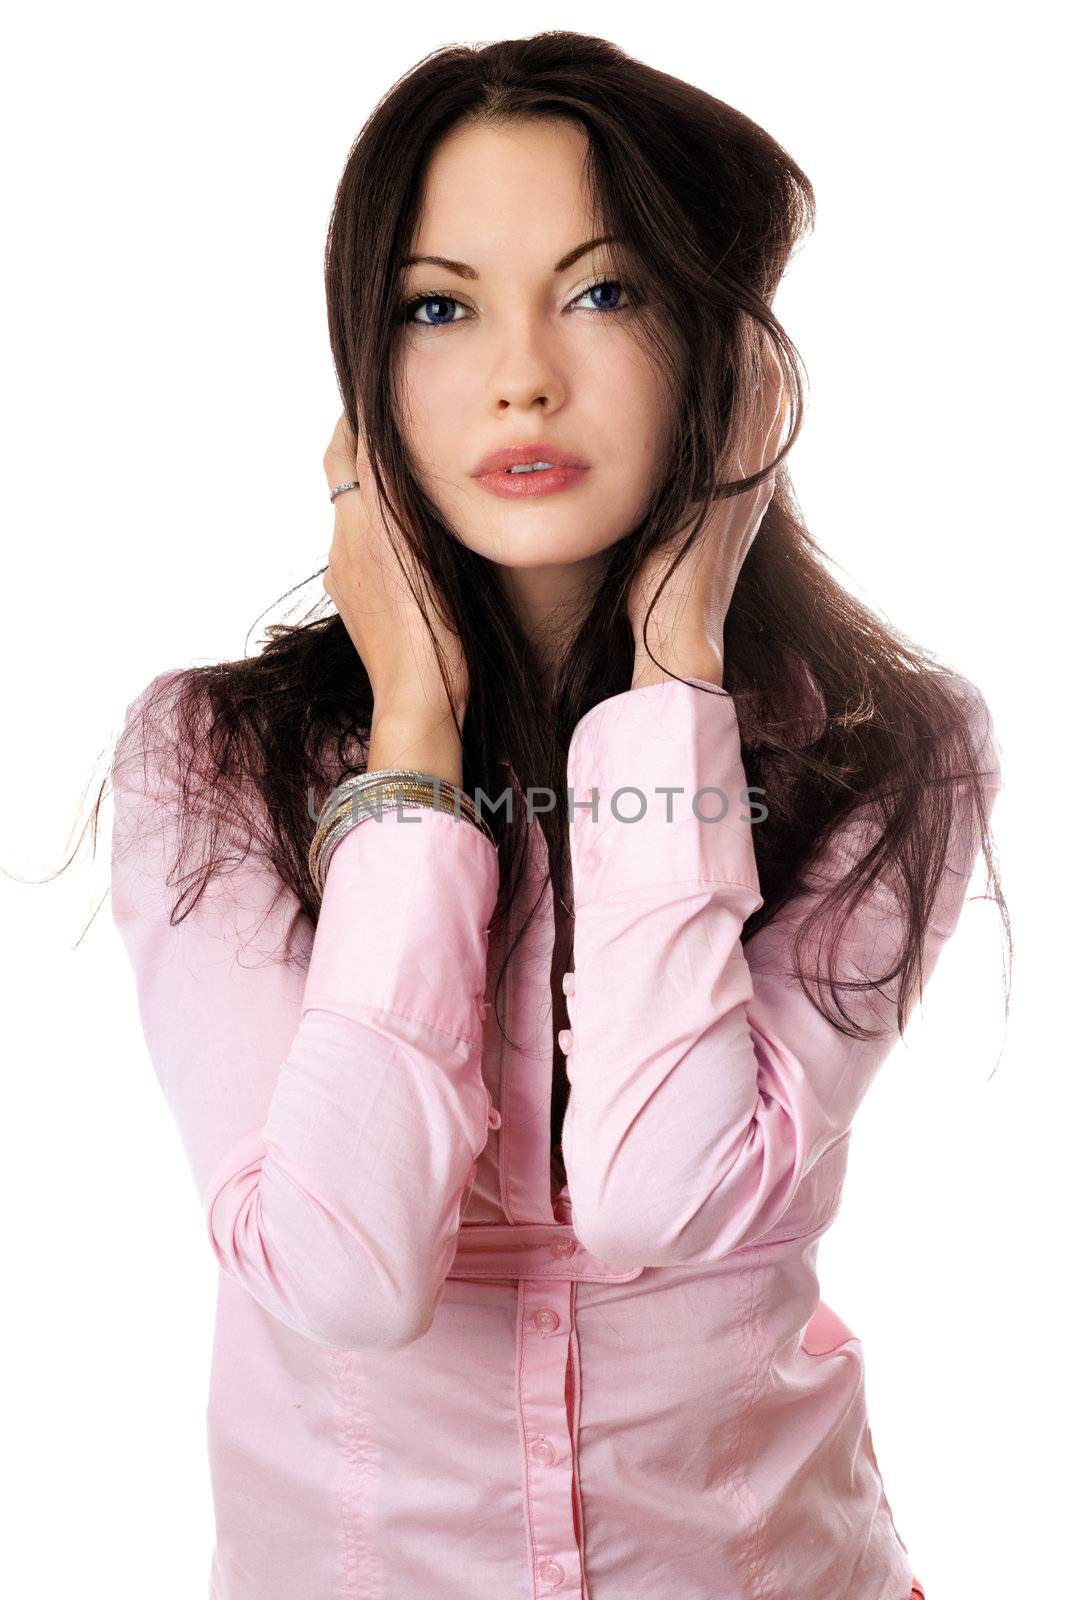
xmin=108 ymin=31 xmax=1006 ymax=1600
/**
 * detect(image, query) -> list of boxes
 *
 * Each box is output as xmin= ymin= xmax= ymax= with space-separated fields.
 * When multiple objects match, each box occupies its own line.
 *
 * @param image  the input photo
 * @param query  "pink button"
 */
xmin=531 ymin=1307 xmax=560 ymax=1335
xmin=561 ymin=970 xmax=575 ymax=996
xmin=529 ymin=1435 xmax=557 ymax=1466
xmin=557 ymin=1028 xmax=573 ymax=1054
xmin=486 ymin=1104 xmax=502 ymax=1130
xmin=538 ymin=1559 xmax=565 ymax=1587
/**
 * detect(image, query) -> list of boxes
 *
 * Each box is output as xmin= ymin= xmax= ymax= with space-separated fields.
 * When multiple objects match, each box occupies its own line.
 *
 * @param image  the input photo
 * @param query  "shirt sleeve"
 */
xmin=110 ymin=669 xmax=500 ymax=1351
xmin=561 ymin=673 xmax=1003 ymax=1268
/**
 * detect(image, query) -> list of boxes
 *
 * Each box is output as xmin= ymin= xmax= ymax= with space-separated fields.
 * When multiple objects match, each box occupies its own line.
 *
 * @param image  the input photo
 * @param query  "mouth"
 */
xmin=471 ymin=442 xmax=590 ymax=500
xmin=472 ymin=461 xmax=590 ymax=499
xmin=472 ymin=442 xmax=590 ymax=477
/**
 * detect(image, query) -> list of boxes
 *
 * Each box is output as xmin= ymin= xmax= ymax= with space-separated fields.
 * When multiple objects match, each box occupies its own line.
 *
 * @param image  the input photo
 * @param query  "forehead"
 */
xmin=405 ymin=118 xmax=608 ymax=268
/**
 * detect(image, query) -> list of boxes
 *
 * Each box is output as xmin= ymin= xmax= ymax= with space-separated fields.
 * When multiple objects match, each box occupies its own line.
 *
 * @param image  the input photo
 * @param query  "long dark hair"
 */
xmin=55 ymin=32 xmax=1011 ymax=1131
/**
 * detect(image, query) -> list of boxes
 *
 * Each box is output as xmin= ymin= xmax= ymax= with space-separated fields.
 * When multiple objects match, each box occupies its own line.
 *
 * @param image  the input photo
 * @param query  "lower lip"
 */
xmin=474 ymin=464 xmax=590 ymax=498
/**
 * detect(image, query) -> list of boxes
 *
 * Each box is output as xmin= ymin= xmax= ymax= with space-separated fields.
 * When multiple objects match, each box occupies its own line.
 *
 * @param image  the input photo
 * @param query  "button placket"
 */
xmin=572 ymin=783 xmax=601 ymax=877
xmin=532 ymin=1306 xmax=561 ymax=1337
xmin=559 ymin=969 xmax=576 ymax=1061
xmin=517 ymin=1278 xmax=584 ymax=1598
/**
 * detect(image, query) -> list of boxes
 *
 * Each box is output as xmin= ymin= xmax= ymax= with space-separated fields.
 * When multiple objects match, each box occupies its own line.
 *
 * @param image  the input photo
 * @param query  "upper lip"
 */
xmin=472 ymin=442 xmax=589 ymax=476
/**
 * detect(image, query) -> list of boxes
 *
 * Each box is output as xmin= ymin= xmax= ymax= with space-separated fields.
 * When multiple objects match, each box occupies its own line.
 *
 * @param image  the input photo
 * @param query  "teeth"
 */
xmin=506 ymin=461 xmax=554 ymax=473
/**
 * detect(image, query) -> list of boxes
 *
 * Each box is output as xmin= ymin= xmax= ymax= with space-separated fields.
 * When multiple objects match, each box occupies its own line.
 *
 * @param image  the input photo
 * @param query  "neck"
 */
xmin=499 ymin=555 xmax=606 ymax=688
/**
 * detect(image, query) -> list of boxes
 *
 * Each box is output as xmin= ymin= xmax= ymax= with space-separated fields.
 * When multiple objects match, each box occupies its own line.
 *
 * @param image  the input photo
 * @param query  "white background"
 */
xmin=1 ymin=4 xmax=1060 ymax=1595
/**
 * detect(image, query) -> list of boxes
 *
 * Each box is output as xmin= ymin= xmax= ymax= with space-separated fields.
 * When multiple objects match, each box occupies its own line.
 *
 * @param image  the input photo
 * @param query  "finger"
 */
xmin=324 ymin=413 xmax=359 ymax=489
xmin=354 ymin=425 xmax=371 ymax=486
xmin=766 ymin=368 xmax=792 ymax=459
xmin=752 ymin=343 xmax=790 ymax=463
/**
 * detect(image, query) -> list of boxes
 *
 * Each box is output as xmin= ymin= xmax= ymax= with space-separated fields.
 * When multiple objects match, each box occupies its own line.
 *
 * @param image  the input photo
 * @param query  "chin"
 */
xmin=460 ymin=521 xmax=626 ymax=570
xmin=490 ymin=547 xmax=602 ymax=571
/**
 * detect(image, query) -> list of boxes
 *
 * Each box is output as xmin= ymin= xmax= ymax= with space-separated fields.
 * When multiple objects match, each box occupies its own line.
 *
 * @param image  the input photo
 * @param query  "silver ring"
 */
xmin=329 ymin=479 xmax=360 ymax=502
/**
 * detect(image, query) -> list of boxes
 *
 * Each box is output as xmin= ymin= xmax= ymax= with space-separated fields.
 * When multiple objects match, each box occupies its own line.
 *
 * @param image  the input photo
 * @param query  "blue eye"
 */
xmin=572 ymin=279 xmax=629 ymax=314
xmin=404 ymin=293 xmax=469 ymax=328
xmin=401 ymin=278 xmax=634 ymax=328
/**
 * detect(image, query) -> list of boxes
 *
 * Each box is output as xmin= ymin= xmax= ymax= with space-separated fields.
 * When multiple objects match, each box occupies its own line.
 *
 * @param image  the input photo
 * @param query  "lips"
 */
xmin=472 ymin=442 xmax=589 ymax=477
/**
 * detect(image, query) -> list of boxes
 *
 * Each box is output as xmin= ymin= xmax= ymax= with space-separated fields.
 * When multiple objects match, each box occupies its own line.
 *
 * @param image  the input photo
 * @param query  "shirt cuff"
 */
xmin=565 ymin=678 xmax=763 ymax=908
xmin=301 ymin=805 xmax=500 ymax=1045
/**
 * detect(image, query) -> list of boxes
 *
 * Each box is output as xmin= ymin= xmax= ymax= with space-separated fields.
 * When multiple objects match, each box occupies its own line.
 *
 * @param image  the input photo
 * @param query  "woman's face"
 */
xmin=393 ymin=117 xmax=675 ymax=581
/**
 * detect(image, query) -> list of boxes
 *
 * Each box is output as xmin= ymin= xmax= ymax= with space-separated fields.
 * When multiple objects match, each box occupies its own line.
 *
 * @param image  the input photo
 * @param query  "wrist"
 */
xmin=631 ymin=644 xmax=723 ymax=691
xmin=367 ymin=708 xmax=465 ymax=789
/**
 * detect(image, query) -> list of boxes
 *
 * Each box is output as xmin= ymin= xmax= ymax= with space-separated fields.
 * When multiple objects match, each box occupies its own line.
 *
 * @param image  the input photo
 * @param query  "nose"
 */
xmin=487 ymin=313 xmax=565 ymax=415
xmin=497 ymin=389 xmax=553 ymax=412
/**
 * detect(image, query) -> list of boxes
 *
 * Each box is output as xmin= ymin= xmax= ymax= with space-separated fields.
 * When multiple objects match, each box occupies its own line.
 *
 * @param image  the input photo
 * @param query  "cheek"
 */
xmin=395 ymin=353 xmax=463 ymax=477
xmin=601 ymin=346 xmax=673 ymax=456
xmin=395 ymin=351 xmax=428 ymax=423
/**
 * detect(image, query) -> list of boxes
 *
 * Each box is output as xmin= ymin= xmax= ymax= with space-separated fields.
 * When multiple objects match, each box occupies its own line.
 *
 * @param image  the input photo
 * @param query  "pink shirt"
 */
xmin=110 ymin=667 xmax=999 ymax=1600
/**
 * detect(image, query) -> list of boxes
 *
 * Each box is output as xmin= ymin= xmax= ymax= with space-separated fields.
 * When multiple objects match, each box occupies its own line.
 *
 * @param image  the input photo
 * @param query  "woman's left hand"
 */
xmin=627 ymin=333 xmax=791 ymax=689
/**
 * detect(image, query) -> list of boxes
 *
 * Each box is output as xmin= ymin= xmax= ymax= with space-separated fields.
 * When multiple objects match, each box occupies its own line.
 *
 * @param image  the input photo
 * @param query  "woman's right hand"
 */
xmin=322 ymin=411 xmax=470 ymax=727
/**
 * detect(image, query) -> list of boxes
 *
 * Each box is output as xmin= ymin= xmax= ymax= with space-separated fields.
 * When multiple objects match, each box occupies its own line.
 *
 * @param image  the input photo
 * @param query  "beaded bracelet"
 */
xmin=308 ymin=768 xmax=496 ymax=896
xmin=313 ymin=769 xmax=486 ymax=846
xmin=312 ymin=779 xmax=484 ymax=883
xmin=313 ymin=767 xmax=477 ymax=838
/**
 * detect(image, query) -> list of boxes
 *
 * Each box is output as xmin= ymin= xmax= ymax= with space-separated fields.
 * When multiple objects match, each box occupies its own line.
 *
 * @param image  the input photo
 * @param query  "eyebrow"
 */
xmin=398 ymin=234 xmax=621 ymax=279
